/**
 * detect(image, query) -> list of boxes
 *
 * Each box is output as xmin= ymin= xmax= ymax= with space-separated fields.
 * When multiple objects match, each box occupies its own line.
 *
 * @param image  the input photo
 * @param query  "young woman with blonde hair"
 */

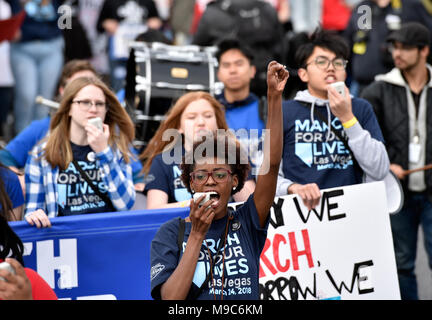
xmin=25 ymin=76 xmax=136 ymax=228
xmin=140 ymin=91 xmax=256 ymax=209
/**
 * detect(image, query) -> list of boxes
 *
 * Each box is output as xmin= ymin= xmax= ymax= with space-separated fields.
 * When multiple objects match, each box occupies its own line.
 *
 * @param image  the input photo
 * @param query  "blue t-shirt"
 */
xmin=57 ymin=143 xmax=113 ymax=216
xmin=0 ymin=167 xmax=24 ymax=209
xmin=3 ymin=116 xmax=50 ymax=168
xmin=150 ymin=194 xmax=268 ymax=300
xmin=143 ymin=150 xmax=191 ymax=203
xmin=217 ymin=92 xmax=265 ymax=176
xmin=217 ymin=92 xmax=265 ymax=138
xmin=282 ymin=97 xmax=385 ymax=189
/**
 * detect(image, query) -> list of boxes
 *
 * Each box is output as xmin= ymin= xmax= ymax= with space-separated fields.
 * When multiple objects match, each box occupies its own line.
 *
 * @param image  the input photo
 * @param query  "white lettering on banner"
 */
xmin=23 ymin=242 xmax=33 ymax=256
xmin=36 ymin=239 xmax=78 ymax=289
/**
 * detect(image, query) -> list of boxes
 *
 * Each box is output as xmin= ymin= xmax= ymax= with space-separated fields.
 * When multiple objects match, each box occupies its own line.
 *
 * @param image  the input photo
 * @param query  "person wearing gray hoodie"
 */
xmin=276 ymin=28 xmax=389 ymax=211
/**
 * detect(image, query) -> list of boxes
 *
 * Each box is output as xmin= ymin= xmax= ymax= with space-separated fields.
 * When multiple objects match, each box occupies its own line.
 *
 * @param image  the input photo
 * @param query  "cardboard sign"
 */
xmin=257 ymin=182 xmax=400 ymax=300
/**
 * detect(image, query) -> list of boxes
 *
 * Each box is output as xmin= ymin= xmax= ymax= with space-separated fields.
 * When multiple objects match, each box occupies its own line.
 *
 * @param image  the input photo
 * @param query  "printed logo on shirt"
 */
xmin=150 ymin=263 xmax=165 ymax=281
xmin=57 ymin=159 xmax=109 ymax=214
xmin=294 ymin=118 xmax=354 ymax=170
xmin=182 ymin=232 xmax=253 ymax=298
xmin=173 ymin=165 xmax=191 ymax=202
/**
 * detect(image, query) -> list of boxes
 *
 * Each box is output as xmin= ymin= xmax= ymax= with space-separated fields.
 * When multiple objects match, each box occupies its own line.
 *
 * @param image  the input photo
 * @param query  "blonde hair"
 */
xmin=44 ymin=77 xmax=135 ymax=170
xmin=140 ymin=91 xmax=228 ymax=174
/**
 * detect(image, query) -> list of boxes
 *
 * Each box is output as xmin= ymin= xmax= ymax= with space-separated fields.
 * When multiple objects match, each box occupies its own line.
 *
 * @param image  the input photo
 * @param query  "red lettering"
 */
xmin=259 ymin=238 xmax=278 ymax=278
xmin=260 ymin=229 xmax=315 ymax=278
xmin=288 ymin=229 xmax=314 ymax=270
xmin=273 ymin=234 xmax=290 ymax=272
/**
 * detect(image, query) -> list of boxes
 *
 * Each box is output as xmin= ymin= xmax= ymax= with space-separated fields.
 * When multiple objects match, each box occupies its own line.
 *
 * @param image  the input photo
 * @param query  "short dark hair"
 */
xmin=295 ymin=27 xmax=350 ymax=68
xmin=180 ymin=133 xmax=250 ymax=196
xmin=216 ymin=38 xmax=255 ymax=64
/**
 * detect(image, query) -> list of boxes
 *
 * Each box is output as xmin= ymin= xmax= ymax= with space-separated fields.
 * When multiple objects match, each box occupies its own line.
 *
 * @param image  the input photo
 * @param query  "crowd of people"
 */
xmin=0 ymin=0 xmax=432 ymax=300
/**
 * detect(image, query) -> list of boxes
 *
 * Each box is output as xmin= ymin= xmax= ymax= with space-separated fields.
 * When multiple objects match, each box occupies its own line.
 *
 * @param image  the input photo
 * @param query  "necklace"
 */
xmin=204 ymin=214 xmax=233 ymax=300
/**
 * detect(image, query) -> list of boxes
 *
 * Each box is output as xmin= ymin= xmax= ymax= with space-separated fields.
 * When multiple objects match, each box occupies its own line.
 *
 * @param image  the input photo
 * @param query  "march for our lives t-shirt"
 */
xmin=143 ymin=151 xmax=191 ymax=203
xmin=282 ymin=98 xmax=385 ymax=189
xmin=57 ymin=143 xmax=112 ymax=216
xmin=150 ymin=194 xmax=269 ymax=300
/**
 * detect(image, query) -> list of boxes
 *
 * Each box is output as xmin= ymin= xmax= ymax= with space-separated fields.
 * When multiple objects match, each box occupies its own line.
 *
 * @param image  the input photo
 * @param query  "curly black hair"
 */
xmin=180 ymin=132 xmax=251 ymax=196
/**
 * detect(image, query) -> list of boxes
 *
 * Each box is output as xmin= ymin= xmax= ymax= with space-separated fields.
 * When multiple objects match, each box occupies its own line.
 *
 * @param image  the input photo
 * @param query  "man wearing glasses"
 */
xmin=276 ymin=28 xmax=390 ymax=211
xmin=361 ymin=22 xmax=432 ymax=300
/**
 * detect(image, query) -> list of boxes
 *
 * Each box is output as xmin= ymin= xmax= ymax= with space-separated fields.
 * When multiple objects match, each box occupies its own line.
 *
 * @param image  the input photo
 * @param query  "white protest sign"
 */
xmin=257 ymin=181 xmax=400 ymax=300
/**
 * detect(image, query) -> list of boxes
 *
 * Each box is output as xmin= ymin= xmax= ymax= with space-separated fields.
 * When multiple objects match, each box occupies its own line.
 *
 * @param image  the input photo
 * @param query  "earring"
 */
xmin=232 ymin=186 xmax=236 ymax=191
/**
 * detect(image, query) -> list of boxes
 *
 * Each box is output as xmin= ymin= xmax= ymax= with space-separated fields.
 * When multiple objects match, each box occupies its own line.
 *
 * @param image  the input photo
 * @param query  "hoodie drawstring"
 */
xmin=309 ymin=100 xmax=332 ymax=142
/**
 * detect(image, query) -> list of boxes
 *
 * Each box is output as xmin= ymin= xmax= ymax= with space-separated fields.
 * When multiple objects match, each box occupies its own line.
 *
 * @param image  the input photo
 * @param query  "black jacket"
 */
xmin=361 ymin=66 xmax=432 ymax=199
xmin=343 ymin=0 xmax=432 ymax=86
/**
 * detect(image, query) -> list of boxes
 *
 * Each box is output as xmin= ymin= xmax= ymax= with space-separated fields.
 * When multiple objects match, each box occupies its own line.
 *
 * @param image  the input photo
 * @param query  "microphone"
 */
xmin=35 ymin=96 xmax=59 ymax=109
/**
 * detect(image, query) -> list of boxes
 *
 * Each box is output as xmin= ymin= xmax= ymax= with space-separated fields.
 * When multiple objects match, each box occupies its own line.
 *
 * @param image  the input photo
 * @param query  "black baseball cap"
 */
xmin=387 ymin=22 xmax=430 ymax=47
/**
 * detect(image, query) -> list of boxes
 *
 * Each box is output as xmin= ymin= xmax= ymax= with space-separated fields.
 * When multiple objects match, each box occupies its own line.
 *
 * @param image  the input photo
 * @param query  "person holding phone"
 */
xmin=24 ymin=76 xmax=136 ymax=228
xmin=150 ymin=61 xmax=288 ymax=300
xmin=276 ymin=27 xmax=390 ymax=210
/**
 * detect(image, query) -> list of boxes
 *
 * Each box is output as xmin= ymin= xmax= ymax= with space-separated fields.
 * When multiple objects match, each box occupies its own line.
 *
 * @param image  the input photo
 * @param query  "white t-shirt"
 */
xmin=0 ymin=0 xmax=14 ymax=87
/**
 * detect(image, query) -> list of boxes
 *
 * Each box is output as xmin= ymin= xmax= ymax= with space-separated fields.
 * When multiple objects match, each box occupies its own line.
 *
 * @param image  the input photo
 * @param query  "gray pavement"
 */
xmin=416 ymin=228 xmax=432 ymax=300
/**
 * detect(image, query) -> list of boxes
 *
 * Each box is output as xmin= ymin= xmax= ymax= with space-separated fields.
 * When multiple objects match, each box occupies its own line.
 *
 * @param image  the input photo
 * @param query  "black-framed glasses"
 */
xmin=190 ymin=169 xmax=232 ymax=185
xmin=305 ymin=56 xmax=348 ymax=70
xmin=72 ymin=99 xmax=107 ymax=110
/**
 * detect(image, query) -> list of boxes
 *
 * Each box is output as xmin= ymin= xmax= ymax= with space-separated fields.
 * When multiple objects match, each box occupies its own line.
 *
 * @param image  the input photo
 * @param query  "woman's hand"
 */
xmin=86 ymin=123 xmax=109 ymax=153
xmin=0 ymin=258 xmax=32 ymax=300
xmin=188 ymin=195 xmax=215 ymax=239
xmin=267 ymin=61 xmax=289 ymax=96
xmin=25 ymin=209 xmax=51 ymax=228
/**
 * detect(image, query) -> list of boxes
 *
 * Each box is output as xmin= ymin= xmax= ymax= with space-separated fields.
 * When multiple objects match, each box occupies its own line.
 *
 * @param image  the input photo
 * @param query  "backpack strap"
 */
xmin=177 ymin=217 xmax=185 ymax=256
xmin=72 ymin=160 xmax=115 ymax=211
xmin=258 ymin=96 xmax=268 ymax=123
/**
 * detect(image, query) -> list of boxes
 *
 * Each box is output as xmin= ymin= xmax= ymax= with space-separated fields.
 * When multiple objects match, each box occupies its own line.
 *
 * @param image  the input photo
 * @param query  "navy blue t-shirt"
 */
xmin=150 ymin=194 xmax=268 ymax=300
xmin=282 ymin=97 xmax=385 ymax=189
xmin=57 ymin=143 xmax=112 ymax=216
xmin=217 ymin=92 xmax=265 ymax=176
xmin=143 ymin=150 xmax=191 ymax=203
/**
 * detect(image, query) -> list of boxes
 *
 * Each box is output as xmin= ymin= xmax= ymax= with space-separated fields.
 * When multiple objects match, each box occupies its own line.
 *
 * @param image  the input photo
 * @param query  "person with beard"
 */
xmin=361 ymin=22 xmax=432 ymax=300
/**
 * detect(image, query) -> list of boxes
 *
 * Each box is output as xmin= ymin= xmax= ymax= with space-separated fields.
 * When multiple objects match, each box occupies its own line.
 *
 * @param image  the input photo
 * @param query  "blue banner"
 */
xmin=10 ymin=208 xmax=189 ymax=300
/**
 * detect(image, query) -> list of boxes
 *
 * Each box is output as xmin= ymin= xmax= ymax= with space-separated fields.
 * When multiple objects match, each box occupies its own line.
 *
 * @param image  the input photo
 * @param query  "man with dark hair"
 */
xmin=276 ymin=28 xmax=389 ymax=210
xmin=193 ymin=0 xmax=284 ymax=98
xmin=361 ymin=22 xmax=432 ymax=300
xmin=215 ymin=38 xmax=264 ymax=137
xmin=215 ymin=38 xmax=265 ymax=178
xmin=343 ymin=0 xmax=432 ymax=96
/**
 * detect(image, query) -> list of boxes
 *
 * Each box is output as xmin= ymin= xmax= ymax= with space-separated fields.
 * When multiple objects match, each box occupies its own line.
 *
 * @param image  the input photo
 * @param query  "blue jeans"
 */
xmin=10 ymin=36 xmax=64 ymax=134
xmin=390 ymin=192 xmax=432 ymax=300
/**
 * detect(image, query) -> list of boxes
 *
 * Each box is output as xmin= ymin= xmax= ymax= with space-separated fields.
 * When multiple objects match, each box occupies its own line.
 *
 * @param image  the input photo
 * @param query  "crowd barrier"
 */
xmin=11 ymin=181 xmax=400 ymax=300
